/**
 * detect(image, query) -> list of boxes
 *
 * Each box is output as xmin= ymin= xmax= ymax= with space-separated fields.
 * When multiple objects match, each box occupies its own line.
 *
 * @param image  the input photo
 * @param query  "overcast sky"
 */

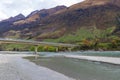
xmin=0 ymin=0 xmax=84 ymax=20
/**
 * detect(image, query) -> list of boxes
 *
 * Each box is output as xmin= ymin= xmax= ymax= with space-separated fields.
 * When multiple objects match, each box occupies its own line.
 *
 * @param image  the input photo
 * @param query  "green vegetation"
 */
xmin=0 ymin=26 xmax=120 ymax=52
xmin=45 ymin=26 xmax=116 ymax=43
xmin=30 ymin=46 xmax=57 ymax=52
xmin=0 ymin=44 xmax=32 ymax=51
xmin=44 ymin=26 xmax=120 ymax=51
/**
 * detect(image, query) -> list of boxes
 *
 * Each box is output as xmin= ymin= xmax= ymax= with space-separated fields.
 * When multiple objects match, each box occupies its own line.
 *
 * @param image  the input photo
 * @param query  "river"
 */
xmin=25 ymin=51 xmax=120 ymax=80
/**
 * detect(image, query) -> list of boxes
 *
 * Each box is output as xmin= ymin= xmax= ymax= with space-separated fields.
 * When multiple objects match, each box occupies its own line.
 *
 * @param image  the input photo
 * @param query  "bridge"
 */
xmin=0 ymin=38 xmax=79 ymax=54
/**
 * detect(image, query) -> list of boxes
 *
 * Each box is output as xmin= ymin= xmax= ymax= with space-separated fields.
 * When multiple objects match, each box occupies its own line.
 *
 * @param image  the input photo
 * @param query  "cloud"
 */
xmin=0 ymin=0 xmax=84 ymax=20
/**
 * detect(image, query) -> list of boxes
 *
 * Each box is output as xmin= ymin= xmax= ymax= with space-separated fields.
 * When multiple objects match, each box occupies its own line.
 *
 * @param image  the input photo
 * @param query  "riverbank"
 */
xmin=64 ymin=55 xmax=120 ymax=65
xmin=25 ymin=51 xmax=120 ymax=80
xmin=25 ymin=55 xmax=120 ymax=80
xmin=0 ymin=53 xmax=73 ymax=80
xmin=1 ymin=51 xmax=120 ymax=65
xmin=34 ymin=51 xmax=120 ymax=65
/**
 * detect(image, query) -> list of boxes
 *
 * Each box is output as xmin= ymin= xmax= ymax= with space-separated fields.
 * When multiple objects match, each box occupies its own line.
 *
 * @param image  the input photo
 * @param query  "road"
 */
xmin=0 ymin=53 xmax=73 ymax=80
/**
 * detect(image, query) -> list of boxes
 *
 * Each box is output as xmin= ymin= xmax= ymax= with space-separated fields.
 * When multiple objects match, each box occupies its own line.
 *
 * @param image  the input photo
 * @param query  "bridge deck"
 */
xmin=0 ymin=38 xmax=78 ymax=47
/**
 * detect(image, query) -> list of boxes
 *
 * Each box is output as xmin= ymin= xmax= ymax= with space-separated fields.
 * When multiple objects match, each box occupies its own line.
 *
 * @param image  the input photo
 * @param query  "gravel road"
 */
xmin=0 ymin=54 xmax=73 ymax=80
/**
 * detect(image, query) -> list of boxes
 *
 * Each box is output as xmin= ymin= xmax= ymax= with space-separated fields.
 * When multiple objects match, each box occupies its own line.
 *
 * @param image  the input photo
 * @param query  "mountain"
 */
xmin=41 ymin=0 xmax=120 ymax=29
xmin=13 ymin=6 xmax=67 ymax=25
xmin=3 ymin=14 xmax=25 ymax=22
xmin=1 ymin=0 xmax=120 ymax=42
xmin=0 ymin=14 xmax=25 ymax=36
xmin=70 ymin=0 xmax=120 ymax=9
xmin=29 ymin=0 xmax=120 ymax=41
xmin=0 ymin=6 xmax=67 ymax=38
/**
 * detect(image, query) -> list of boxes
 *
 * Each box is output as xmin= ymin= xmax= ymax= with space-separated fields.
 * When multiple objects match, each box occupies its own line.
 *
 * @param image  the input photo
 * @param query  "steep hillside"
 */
xmin=1 ymin=0 xmax=120 ymax=43
xmin=0 ymin=14 xmax=25 ymax=36
xmin=13 ymin=6 xmax=67 ymax=25
xmin=33 ymin=0 xmax=120 ymax=41
xmin=3 ymin=14 xmax=25 ymax=22
xmin=0 ymin=6 xmax=67 ymax=37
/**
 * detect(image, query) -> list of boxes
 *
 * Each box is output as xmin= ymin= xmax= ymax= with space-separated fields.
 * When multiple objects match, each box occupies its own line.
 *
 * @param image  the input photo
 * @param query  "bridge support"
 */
xmin=34 ymin=46 xmax=38 ymax=60
xmin=35 ymin=46 xmax=38 ymax=54
xmin=68 ymin=47 xmax=72 ymax=52
xmin=56 ymin=47 xmax=58 ymax=52
xmin=0 ymin=42 xmax=1 ymax=51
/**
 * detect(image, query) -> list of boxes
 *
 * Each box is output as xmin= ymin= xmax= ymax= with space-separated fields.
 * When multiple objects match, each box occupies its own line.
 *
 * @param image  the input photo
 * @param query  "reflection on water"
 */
xmin=26 ymin=55 xmax=120 ymax=80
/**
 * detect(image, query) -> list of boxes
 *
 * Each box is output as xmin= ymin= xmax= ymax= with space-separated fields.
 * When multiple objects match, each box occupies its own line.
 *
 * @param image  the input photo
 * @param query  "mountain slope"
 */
xmin=33 ymin=0 xmax=120 ymax=41
xmin=0 ymin=6 xmax=67 ymax=38
xmin=0 ymin=14 xmax=25 ymax=36
xmin=13 ymin=6 xmax=67 ymax=25
xmin=1 ymin=0 xmax=120 ymax=42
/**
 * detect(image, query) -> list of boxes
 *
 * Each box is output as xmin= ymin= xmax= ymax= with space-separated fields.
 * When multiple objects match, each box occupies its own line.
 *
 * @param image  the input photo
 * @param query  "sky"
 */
xmin=0 ymin=0 xmax=84 ymax=20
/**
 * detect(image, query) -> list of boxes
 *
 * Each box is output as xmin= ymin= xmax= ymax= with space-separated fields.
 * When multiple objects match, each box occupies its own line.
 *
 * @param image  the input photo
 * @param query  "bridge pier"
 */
xmin=35 ymin=46 xmax=38 ymax=54
xmin=56 ymin=47 xmax=58 ymax=52
xmin=0 ymin=42 xmax=1 ymax=51
xmin=34 ymin=46 xmax=39 ymax=60
xmin=68 ymin=47 xmax=72 ymax=52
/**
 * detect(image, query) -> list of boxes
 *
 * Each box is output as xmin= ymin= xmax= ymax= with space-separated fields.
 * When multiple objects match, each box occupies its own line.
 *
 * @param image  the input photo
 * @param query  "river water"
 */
xmin=25 ymin=51 xmax=120 ymax=80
